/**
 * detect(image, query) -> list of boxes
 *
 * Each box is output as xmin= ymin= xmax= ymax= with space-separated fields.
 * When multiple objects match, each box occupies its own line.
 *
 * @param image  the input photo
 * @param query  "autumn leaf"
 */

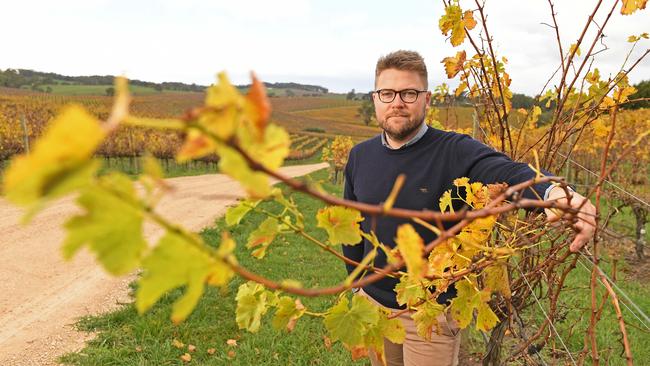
xmin=62 ymin=172 xmax=146 ymax=275
xmin=202 ymin=72 xmax=245 ymax=141
xmin=442 ymin=51 xmax=467 ymax=78
xmin=411 ymin=301 xmax=445 ymax=341
xmin=363 ymin=309 xmax=406 ymax=359
xmin=246 ymin=73 xmax=271 ymax=137
xmin=439 ymin=190 xmax=454 ymax=213
xmin=177 ymin=128 xmax=215 ymax=163
xmin=395 ymin=224 xmax=425 ymax=278
xmin=316 ymin=206 xmax=364 ymax=245
xmin=621 ymin=0 xmax=648 ymax=14
xmin=272 ymin=297 xmax=306 ymax=332
xmin=3 ymin=105 xmax=105 ymax=208
xmin=235 ymin=282 xmax=271 ymax=333
xmin=439 ymin=5 xmax=476 ymax=46
xmin=395 ymin=274 xmax=427 ymax=307
xmin=180 ymin=353 xmax=192 ymax=362
xmin=246 ymin=217 xmax=279 ymax=259
xmin=449 ymin=278 xmax=499 ymax=331
xmin=483 ymin=262 xmax=511 ymax=299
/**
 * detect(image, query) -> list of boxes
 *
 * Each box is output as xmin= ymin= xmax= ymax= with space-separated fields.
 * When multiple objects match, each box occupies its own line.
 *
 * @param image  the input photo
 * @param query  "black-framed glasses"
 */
xmin=374 ymin=89 xmax=427 ymax=103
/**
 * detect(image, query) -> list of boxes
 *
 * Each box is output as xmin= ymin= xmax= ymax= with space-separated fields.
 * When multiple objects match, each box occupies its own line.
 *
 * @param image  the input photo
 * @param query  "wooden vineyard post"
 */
xmin=20 ymin=114 xmax=30 ymax=154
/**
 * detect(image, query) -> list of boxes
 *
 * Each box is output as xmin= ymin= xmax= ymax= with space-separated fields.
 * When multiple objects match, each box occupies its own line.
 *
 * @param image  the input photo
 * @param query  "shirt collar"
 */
xmin=381 ymin=122 xmax=428 ymax=150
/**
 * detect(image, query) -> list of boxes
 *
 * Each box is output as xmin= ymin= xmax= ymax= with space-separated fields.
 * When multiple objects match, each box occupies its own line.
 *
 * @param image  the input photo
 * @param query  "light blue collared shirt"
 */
xmin=381 ymin=122 xmax=428 ymax=150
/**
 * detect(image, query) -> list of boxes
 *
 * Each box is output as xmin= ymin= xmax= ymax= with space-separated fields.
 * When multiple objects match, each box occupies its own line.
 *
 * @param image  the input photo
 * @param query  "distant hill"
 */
xmin=0 ymin=68 xmax=330 ymax=97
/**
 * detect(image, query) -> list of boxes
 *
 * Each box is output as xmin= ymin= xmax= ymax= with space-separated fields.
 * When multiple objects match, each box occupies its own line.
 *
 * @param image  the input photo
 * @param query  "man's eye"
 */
xmin=380 ymin=91 xmax=395 ymax=98
xmin=403 ymin=90 xmax=418 ymax=99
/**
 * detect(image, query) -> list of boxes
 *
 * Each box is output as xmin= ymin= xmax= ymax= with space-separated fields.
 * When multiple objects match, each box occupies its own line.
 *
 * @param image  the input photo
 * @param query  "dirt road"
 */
xmin=0 ymin=163 xmax=328 ymax=365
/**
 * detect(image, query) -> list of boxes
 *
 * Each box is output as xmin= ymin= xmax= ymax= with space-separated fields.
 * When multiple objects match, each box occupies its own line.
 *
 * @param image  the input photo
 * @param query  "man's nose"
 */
xmin=390 ymin=93 xmax=407 ymax=107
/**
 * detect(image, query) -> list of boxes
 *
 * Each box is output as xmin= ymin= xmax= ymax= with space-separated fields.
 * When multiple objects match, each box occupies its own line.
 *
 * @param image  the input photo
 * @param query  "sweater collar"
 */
xmin=381 ymin=122 xmax=428 ymax=150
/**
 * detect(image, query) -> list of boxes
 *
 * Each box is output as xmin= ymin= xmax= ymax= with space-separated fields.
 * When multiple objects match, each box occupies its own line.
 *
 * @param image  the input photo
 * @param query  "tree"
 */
xmin=105 ymin=87 xmax=115 ymax=96
xmin=346 ymin=88 xmax=356 ymax=100
xmin=626 ymin=80 xmax=650 ymax=109
xmin=357 ymin=99 xmax=375 ymax=126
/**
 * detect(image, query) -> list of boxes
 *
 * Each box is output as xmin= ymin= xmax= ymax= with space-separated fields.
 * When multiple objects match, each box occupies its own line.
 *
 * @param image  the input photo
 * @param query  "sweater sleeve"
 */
xmin=456 ymin=135 xmax=553 ymax=202
xmin=342 ymin=149 xmax=364 ymax=275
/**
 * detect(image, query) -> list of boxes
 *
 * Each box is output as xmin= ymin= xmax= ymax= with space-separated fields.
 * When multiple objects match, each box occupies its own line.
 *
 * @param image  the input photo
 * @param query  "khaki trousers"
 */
xmin=358 ymin=289 xmax=461 ymax=366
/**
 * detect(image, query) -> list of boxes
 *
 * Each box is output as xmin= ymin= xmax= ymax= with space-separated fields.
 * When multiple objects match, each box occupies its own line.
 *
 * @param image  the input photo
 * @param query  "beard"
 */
xmin=377 ymin=109 xmax=426 ymax=141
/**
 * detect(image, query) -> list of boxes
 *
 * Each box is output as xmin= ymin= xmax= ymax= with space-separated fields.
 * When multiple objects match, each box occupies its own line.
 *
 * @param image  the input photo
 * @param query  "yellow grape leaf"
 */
xmin=176 ymin=128 xmax=215 ymax=163
xmin=455 ymin=82 xmax=468 ymax=97
xmin=246 ymin=217 xmax=279 ymax=259
xmin=439 ymin=5 xmax=476 ymax=47
xmin=449 ymin=279 xmax=479 ymax=328
xmin=3 ymin=105 xmax=105 ymax=207
xmin=621 ymin=0 xmax=648 ymax=14
xmin=569 ymin=43 xmax=581 ymax=57
xmin=395 ymin=224 xmax=426 ymax=278
xmin=476 ymin=292 xmax=499 ymax=332
xmin=272 ymin=296 xmax=306 ymax=332
xmin=411 ymin=301 xmax=445 ymax=341
xmin=246 ymin=73 xmax=271 ymax=137
xmin=439 ymin=190 xmax=454 ymax=213
xmin=237 ymin=122 xmax=290 ymax=170
xmin=316 ymin=206 xmax=364 ymax=245
xmin=136 ymin=232 xmax=233 ymax=323
xmin=217 ymin=143 xmax=272 ymax=198
xmin=62 ymin=173 xmax=146 ymax=275
xmin=483 ymin=262 xmax=511 ymax=299
xmin=235 ymin=282 xmax=271 ymax=333
xmin=202 ymin=72 xmax=245 ymax=140
xmin=395 ymin=274 xmax=427 ymax=307
xmin=450 ymin=279 xmax=498 ymax=331
xmin=323 ymin=295 xmax=380 ymax=347
xmin=427 ymin=241 xmax=454 ymax=277
xmin=442 ymin=51 xmax=467 ymax=78
xmin=226 ymin=199 xmax=260 ymax=226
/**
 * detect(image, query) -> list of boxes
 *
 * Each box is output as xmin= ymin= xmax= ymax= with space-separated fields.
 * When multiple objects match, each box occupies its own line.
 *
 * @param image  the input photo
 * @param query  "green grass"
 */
xmin=59 ymin=169 xmax=367 ymax=366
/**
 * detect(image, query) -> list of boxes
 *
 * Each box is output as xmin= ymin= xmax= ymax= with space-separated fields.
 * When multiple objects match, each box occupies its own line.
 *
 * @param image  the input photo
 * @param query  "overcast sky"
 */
xmin=1 ymin=0 xmax=648 ymax=95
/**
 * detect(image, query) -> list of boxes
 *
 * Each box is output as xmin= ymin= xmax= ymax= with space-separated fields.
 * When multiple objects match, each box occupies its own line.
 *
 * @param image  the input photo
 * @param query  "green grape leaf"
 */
xmin=272 ymin=296 xmax=306 ymax=332
xmin=395 ymin=224 xmax=425 ymax=278
xmin=3 ymin=105 xmax=105 ymax=208
xmin=411 ymin=301 xmax=445 ymax=341
xmin=226 ymin=199 xmax=260 ymax=226
xmin=235 ymin=282 xmax=271 ymax=333
xmin=136 ymin=232 xmax=232 ymax=323
xmin=324 ymin=295 xmax=380 ymax=346
xmin=62 ymin=172 xmax=146 ymax=275
xmin=394 ymin=274 xmax=427 ymax=307
xmin=316 ymin=206 xmax=364 ymax=245
xmin=364 ymin=309 xmax=406 ymax=356
xmin=246 ymin=217 xmax=279 ymax=259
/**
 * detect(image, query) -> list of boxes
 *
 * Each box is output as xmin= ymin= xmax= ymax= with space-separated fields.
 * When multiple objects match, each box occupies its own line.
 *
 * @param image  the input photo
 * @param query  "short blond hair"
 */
xmin=375 ymin=50 xmax=428 ymax=89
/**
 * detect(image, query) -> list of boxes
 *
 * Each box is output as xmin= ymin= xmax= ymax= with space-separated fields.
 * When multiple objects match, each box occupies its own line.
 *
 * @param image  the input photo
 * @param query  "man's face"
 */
xmin=374 ymin=68 xmax=431 ymax=142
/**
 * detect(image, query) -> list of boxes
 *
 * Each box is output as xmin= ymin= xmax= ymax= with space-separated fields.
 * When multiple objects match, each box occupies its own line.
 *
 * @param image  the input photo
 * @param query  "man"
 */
xmin=342 ymin=50 xmax=596 ymax=366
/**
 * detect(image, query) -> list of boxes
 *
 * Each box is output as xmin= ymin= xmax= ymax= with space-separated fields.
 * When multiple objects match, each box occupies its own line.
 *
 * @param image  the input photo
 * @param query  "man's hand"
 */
xmin=544 ymin=186 xmax=597 ymax=252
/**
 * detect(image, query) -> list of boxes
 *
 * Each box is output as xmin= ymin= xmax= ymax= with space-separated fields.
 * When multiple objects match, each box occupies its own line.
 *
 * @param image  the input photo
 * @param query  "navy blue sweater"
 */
xmin=343 ymin=127 xmax=552 ymax=309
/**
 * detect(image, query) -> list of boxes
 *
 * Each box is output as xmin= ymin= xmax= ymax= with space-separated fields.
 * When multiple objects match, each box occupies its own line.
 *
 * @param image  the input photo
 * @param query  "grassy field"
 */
xmin=59 ymin=169 xmax=366 ymax=366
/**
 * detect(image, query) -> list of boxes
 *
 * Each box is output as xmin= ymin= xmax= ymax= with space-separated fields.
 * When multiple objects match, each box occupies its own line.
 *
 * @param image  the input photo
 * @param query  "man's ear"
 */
xmin=425 ymin=91 xmax=432 ymax=106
